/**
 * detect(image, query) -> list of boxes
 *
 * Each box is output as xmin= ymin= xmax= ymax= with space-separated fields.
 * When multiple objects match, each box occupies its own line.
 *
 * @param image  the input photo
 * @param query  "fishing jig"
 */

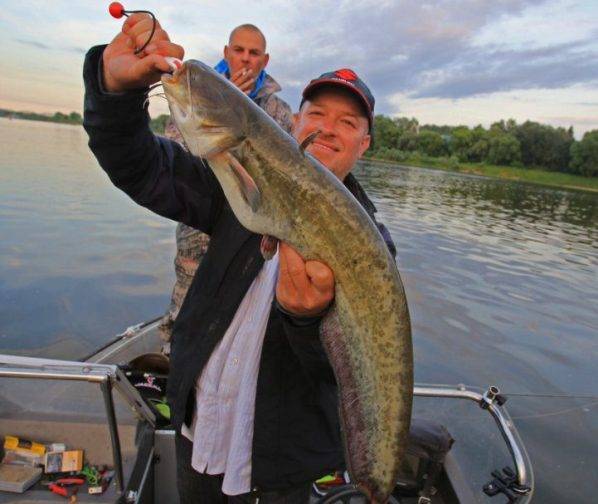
xmin=108 ymin=3 xmax=182 ymax=72
xmin=108 ymin=2 xmax=156 ymax=55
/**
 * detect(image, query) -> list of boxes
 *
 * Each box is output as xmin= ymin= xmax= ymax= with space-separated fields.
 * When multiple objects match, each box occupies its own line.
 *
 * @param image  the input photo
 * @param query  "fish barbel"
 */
xmin=162 ymin=61 xmax=413 ymax=503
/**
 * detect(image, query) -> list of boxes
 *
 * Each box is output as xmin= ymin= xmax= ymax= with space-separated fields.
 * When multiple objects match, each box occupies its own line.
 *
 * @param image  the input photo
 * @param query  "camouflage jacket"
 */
xmin=158 ymin=74 xmax=293 ymax=345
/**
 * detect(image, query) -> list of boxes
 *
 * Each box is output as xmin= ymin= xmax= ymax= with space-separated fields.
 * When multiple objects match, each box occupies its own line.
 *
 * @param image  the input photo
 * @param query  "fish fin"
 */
xmin=203 ymin=134 xmax=246 ymax=159
xmin=260 ymin=235 xmax=279 ymax=260
xmin=299 ymin=129 xmax=321 ymax=154
xmin=225 ymin=153 xmax=261 ymax=212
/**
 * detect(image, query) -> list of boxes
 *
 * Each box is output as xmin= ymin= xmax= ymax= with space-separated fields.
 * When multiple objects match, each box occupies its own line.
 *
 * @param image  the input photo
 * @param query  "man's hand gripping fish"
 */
xmin=162 ymin=61 xmax=413 ymax=504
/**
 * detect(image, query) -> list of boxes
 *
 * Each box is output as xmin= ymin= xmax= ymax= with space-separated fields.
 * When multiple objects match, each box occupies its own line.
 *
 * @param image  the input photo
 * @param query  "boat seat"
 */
xmin=408 ymin=417 xmax=454 ymax=463
xmin=395 ymin=417 xmax=454 ymax=498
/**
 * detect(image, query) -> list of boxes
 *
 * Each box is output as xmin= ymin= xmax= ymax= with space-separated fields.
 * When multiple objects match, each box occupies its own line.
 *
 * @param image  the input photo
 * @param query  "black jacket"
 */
xmin=83 ymin=45 xmax=396 ymax=491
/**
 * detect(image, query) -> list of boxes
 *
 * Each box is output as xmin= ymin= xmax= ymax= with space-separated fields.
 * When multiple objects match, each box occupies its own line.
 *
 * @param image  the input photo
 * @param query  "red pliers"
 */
xmin=46 ymin=477 xmax=84 ymax=498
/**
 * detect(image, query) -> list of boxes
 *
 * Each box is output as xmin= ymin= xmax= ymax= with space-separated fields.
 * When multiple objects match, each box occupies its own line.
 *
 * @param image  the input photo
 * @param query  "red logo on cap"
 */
xmin=335 ymin=69 xmax=358 ymax=81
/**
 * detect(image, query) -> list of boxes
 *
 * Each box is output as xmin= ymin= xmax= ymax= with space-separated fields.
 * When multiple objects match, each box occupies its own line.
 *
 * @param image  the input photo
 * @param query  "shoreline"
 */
xmin=3 ymin=116 xmax=595 ymax=193
xmin=363 ymin=155 xmax=598 ymax=193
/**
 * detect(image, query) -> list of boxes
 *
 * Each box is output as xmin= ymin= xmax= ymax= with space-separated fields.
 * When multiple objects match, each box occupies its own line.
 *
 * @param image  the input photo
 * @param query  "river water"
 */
xmin=0 ymin=118 xmax=596 ymax=502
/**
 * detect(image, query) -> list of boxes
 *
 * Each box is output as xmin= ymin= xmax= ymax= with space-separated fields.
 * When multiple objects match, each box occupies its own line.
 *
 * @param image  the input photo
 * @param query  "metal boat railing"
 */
xmin=414 ymin=383 xmax=534 ymax=498
xmin=0 ymin=353 xmax=533 ymax=501
xmin=0 ymin=354 xmax=156 ymax=494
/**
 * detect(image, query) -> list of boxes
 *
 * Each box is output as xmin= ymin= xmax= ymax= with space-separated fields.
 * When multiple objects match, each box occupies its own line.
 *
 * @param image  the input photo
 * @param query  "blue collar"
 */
xmin=214 ymin=59 xmax=267 ymax=100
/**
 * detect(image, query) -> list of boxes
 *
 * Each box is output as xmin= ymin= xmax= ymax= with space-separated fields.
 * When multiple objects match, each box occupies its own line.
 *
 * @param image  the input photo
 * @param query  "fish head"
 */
xmin=161 ymin=59 xmax=294 ymax=235
xmin=161 ymin=60 xmax=247 ymax=158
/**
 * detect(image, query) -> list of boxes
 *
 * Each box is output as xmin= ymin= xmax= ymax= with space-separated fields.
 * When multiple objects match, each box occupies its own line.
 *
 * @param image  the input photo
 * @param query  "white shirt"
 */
xmin=182 ymin=252 xmax=279 ymax=495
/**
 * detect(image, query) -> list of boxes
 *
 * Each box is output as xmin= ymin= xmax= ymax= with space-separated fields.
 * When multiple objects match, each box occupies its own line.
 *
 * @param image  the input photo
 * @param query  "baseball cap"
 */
xmin=301 ymin=68 xmax=375 ymax=131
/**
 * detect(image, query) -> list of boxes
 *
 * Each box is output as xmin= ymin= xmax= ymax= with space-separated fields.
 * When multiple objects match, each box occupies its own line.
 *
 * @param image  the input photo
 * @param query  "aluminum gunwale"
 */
xmin=0 ymin=353 xmax=157 ymax=495
xmin=414 ymin=384 xmax=533 ymax=493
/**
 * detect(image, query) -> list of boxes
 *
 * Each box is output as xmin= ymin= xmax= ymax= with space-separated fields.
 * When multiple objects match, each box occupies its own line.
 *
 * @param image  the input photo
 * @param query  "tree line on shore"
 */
xmin=0 ymin=109 xmax=83 ymax=125
xmin=3 ymin=107 xmax=596 ymax=177
xmin=369 ymin=115 xmax=598 ymax=177
xmin=0 ymin=108 xmax=170 ymax=133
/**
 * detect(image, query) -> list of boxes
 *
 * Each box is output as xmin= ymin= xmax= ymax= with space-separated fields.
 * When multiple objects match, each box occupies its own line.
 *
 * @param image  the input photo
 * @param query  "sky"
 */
xmin=0 ymin=0 xmax=597 ymax=137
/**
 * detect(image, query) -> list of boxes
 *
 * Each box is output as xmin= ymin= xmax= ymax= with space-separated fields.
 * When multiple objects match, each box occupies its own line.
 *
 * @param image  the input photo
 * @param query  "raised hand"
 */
xmin=102 ymin=13 xmax=184 ymax=92
xmin=229 ymin=67 xmax=255 ymax=94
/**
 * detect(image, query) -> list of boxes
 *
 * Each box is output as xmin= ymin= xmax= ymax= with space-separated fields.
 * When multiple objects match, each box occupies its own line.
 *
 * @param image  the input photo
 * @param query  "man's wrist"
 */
xmin=101 ymin=66 xmax=124 ymax=94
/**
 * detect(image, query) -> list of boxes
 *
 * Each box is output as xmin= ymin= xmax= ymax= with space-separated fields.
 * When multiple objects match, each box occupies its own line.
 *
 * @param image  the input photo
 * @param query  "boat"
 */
xmin=0 ymin=318 xmax=534 ymax=503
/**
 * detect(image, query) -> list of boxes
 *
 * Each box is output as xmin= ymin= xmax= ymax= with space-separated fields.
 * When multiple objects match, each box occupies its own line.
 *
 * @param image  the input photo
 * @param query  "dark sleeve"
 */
xmin=377 ymin=221 xmax=397 ymax=258
xmin=279 ymin=308 xmax=336 ymax=384
xmin=82 ymin=45 xmax=223 ymax=233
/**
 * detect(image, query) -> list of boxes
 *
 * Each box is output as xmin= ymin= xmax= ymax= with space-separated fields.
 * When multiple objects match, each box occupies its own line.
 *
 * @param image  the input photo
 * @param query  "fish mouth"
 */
xmin=161 ymin=62 xmax=219 ymax=129
xmin=199 ymin=125 xmax=231 ymax=134
xmin=160 ymin=59 xmax=245 ymax=157
xmin=161 ymin=61 xmax=187 ymax=86
xmin=161 ymin=64 xmax=193 ymax=123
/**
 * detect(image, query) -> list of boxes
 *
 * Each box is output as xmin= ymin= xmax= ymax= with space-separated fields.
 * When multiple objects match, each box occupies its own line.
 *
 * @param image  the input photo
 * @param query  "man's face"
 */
xmin=292 ymin=88 xmax=371 ymax=180
xmin=224 ymin=29 xmax=269 ymax=81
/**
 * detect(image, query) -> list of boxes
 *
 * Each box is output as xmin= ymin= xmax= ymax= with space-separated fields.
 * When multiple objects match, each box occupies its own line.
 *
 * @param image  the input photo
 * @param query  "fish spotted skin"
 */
xmin=162 ymin=61 xmax=413 ymax=503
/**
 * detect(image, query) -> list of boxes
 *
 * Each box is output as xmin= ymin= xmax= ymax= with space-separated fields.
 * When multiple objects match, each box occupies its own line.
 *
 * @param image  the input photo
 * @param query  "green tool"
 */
xmin=80 ymin=465 xmax=101 ymax=486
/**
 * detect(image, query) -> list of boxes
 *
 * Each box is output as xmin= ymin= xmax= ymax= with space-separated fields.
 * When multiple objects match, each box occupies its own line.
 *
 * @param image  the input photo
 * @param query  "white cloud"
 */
xmin=388 ymin=85 xmax=598 ymax=138
xmin=0 ymin=0 xmax=595 ymax=134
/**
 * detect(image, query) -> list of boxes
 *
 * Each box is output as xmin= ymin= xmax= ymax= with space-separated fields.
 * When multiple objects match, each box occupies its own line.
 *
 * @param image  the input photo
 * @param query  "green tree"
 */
xmin=450 ymin=126 xmax=473 ymax=161
xmin=371 ymin=115 xmax=401 ymax=151
xmin=552 ymin=127 xmax=574 ymax=172
xmin=421 ymin=124 xmax=454 ymax=135
xmin=570 ymin=130 xmax=598 ymax=176
xmin=469 ymin=139 xmax=489 ymax=162
xmin=490 ymin=118 xmax=517 ymax=134
xmin=398 ymin=131 xmax=419 ymax=152
xmin=374 ymin=147 xmax=408 ymax=163
xmin=467 ymin=126 xmax=489 ymax=162
xmin=506 ymin=118 xmax=518 ymax=133
xmin=53 ymin=112 xmax=68 ymax=122
xmin=150 ymin=114 xmax=170 ymax=134
xmin=487 ymin=134 xmax=521 ymax=166
xmin=394 ymin=117 xmax=419 ymax=134
xmin=418 ymin=130 xmax=446 ymax=157
xmin=68 ymin=112 xmax=82 ymax=123
xmin=514 ymin=121 xmax=573 ymax=171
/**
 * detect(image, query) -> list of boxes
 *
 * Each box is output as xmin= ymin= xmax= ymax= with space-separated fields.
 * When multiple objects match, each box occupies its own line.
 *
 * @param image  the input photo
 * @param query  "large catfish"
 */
xmin=162 ymin=61 xmax=413 ymax=503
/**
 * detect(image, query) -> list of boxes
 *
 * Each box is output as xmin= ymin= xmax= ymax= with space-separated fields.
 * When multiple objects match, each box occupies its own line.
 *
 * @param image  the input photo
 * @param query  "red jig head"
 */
xmin=109 ymin=2 xmax=126 ymax=19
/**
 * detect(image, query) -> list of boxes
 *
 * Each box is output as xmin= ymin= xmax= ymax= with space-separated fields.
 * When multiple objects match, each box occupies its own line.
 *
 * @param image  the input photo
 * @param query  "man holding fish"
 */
xmin=84 ymin=11 xmax=410 ymax=504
